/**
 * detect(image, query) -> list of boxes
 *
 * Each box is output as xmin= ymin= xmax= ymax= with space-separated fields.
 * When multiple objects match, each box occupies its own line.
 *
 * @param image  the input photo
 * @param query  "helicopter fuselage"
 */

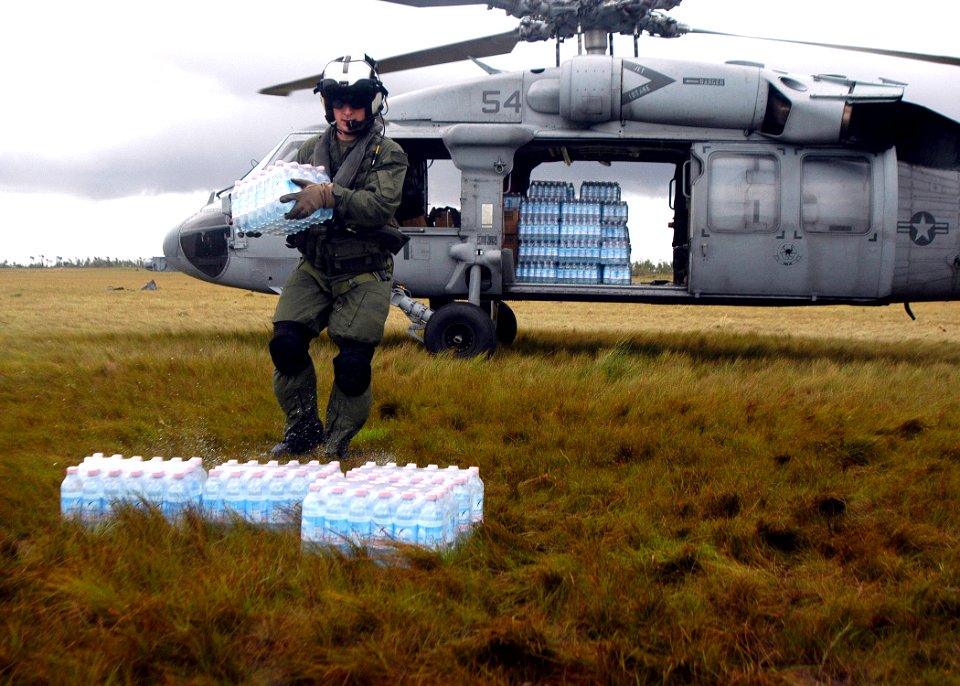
xmin=164 ymin=54 xmax=960 ymax=330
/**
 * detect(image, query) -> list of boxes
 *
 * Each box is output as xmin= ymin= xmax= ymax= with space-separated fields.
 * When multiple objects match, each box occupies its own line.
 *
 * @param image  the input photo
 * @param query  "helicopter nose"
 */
xmin=162 ymin=223 xmax=187 ymax=271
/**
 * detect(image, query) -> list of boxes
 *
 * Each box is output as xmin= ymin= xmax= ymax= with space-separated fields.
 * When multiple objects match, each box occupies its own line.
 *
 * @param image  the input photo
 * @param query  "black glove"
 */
xmin=285 ymin=231 xmax=307 ymax=250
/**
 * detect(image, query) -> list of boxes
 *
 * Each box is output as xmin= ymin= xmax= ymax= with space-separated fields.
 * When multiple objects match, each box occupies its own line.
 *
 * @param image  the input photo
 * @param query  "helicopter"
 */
xmin=162 ymin=0 xmax=960 ymax=357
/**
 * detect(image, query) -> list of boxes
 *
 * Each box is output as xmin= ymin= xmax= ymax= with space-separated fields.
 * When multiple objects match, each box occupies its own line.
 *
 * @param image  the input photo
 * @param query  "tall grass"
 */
xmin=1 ymin=268 xmax=958 ymax=684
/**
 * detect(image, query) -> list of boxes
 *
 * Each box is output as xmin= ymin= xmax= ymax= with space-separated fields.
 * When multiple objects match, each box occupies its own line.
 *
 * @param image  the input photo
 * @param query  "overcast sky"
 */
xmin=1 ymin=0 xmax=958 ymax=265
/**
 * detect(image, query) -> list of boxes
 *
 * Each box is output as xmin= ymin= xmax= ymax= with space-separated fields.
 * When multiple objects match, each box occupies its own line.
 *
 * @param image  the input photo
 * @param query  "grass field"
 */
xmin=1 ymin=268 xmax=958 ymax=684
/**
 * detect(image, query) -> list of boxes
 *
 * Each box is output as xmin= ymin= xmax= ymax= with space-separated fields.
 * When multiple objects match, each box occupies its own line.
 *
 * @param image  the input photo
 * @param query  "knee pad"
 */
xmin=270 ymin=321 xmax=315 ymax=376
xmin=332 ymin=341 xmax=376 ymax=397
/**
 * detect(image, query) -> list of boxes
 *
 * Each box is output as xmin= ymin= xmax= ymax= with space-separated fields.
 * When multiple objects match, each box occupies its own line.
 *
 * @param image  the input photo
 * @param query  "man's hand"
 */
xmin=280 ymin=178 xmax=335 ymax=220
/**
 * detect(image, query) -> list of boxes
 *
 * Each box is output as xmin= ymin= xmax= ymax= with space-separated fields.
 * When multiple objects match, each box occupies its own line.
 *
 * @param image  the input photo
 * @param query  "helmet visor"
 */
xmin=318 ymin=80 xmax=381 ymax=110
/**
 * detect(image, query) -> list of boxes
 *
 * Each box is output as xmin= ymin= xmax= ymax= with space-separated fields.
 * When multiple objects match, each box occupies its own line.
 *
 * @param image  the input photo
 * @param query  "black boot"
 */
xmin=270 ymin=417 xmax=324 ymax=457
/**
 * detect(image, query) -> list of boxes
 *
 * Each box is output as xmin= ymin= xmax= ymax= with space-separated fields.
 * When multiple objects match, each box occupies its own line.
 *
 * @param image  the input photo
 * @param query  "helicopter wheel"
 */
xmin=488 ymin=300 xmax=517 ymax=346
xmin=424 ymin=302 xmax=497 ymax=358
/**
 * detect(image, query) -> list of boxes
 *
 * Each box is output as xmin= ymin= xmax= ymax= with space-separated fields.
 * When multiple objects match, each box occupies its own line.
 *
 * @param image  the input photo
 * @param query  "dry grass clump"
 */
xmin=1 ymin=268 xmax=958 ymax=684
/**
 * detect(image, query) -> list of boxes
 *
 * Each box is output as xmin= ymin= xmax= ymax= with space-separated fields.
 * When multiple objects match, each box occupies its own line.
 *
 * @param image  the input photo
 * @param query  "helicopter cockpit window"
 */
xmin=707 ymin=154 xmax=780 ymax=233
xmin=801 ymin=156 xmax=871 ymax=234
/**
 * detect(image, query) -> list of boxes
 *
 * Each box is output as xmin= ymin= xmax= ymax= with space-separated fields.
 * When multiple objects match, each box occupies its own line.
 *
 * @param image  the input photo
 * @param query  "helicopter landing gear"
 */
xmin=423 ymin=302 xmax=497 ymax=358
xmin=487 ymin=300 xmax=517 ymax=346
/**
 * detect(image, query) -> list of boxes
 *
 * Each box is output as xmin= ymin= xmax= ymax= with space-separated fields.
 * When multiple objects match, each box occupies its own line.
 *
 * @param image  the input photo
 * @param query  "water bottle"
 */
xmin=60 ymin=466 xmax=84 ymax=521
xmin=267 ymin=470 xmax=292 ymax=527
xmin=183 ymin=466 xmax=203 ymax=509
xmin=287 ymin=468 xmax=312 ymax=504
xmin=301 ymin=483 xmax=325 ymax=553
xmin=102 ymin=468 xmax=125 ymax=517
xmin=80 ymin=468 xmax=103 ymax=525
xmin=417 ymin=492 xmax=446 ymax=550
xmin=143 ymin=470 xmax=166 ymax=512
xmin=467 ymin=467 xmax=484 ymax=525
xmin=245 ymin=471 xmax=266 ymax=524
xmin=323 ymin=486 xmax=351 ymax=553
xmin=223 ymin=470 xmax=245 ymax=519
xmin=124 ymin=469 xmax=146 ymax=509
xmin=452 ymin=477 xmax=472 ymax=537
xmin=369 ymin=489 xmax=397 ymax=562
xmin=347 ymin=488 xmax=373 ymax=546
xmin=163 ymin=472 xmax=190 ymax=523
xmin=392 ymin=491 xmax=420 ymax=545
xmin=202 ymin=469 xmax=225 ymax=522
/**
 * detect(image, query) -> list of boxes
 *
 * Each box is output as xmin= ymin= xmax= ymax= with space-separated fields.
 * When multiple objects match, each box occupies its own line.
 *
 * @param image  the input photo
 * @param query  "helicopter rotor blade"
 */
xmin=378 ymin=30 xmax=520 ymax=73
xmin=689 ymin=28 xmax=960 ymax=68
xmin=259 ymin=74 xmax=326 ymax=97
xmin=377 ymin=0 xmax=489 ymax=5
xmin=259 ymin=30 xmax=519 ymax=96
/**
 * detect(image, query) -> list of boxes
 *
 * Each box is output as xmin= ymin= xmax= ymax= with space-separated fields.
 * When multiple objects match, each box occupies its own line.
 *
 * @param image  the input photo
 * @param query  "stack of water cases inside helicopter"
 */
xmin=515 ymin=181 xmax=631 ymax=285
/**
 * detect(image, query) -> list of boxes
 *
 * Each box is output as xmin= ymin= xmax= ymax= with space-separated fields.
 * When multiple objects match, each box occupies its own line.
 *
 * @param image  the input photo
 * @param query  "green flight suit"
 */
xmin=272 ymin=125 xmax=408 ymax=457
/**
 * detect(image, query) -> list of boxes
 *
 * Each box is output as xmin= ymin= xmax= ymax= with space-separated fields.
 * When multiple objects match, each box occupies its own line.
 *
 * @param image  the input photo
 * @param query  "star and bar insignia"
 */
xmin=897 ymin=211 xmax=950 ymax=246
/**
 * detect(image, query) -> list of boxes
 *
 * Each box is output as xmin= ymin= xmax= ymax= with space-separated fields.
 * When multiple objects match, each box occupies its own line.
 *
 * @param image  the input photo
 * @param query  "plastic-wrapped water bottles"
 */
xmin=125 ymin=469 xmax=146 ymax=509
xmin=202 ymin=469 xmax=225 ymax=522
xmin=163 ymin=472 xmax=191 ymax=523
xmin=222 ymin=470 xmax=246 ymax=519
xmin=62 ymin=453 xmax=209 ymax=523
xmin=369 ymin=489 xmax=398 ymax=560
xmin=61 ymin=455 xmax=483 ymax=556
xmin=144 ymin=470 xmax=167 ymax=512
xmin=452 ymin=477 xmax=473 ymax=536
xmin=347 ymin=488 xmax=373 ymax=544
xmin=80 ymin=468 xmax=103 ymax=525
xmin=102 ymin=469 xmax=125 ymax=517
xmin=323 ymin=486 xmax=351 ymax=554
xmin=245 ymin=471 xmax=267 ymax=524
xmin=467 ymin=466 xmax=484 ymax=525
xmin=231 ymin=161 xmax=333 ymax=236
xmin=60 ymin=466 xmax=84 ymax=521
xmin=301 ymin=483 xmax=325 ymax=553
xmin=417 ymin=492 xmax=445 ymax=549
xmin=392 ymin=491 xmax=421 ymax=545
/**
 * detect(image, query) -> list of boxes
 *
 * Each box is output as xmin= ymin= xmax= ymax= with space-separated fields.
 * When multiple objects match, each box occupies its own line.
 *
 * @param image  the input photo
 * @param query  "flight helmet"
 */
xmin=314 ymin=54 xmax=388 ymax=133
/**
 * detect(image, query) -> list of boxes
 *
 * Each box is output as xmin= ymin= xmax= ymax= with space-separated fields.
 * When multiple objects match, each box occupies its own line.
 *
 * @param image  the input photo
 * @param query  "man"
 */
xmin=269 ymin=54 xmax=408 ymax=458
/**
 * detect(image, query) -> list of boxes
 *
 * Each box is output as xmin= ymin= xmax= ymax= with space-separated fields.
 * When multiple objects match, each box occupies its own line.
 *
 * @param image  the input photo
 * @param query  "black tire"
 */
xmin=424 ymin=302 xmax=497 ymax=358
xmin=493 ymin=301 xmax=518 ymax=346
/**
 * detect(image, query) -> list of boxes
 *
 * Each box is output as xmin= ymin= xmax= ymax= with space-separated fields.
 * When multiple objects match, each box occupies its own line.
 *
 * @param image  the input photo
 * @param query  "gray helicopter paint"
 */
xmin=688 ymin=143 xmax=897 ymax=300
xmin=165 ymin=53 xmax=960 ymax=315
xmin=893 ymin=163 xmax=960 ymax=299
xmin=388 ymin=53 xmax=903 ymax=145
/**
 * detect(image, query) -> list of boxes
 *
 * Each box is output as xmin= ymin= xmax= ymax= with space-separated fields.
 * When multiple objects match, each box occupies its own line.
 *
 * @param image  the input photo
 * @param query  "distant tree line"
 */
xmin=1 ymin=255 xmax=674 ymax=275
xmin=632 ymin=259 xmax=673 ymax=278
xmin=0 ymin=256 xmax=147 ymax=269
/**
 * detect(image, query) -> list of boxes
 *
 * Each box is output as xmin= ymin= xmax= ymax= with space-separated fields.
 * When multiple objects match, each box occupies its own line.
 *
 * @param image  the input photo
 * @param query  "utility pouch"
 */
xmin=320 ymin=236 xmax=389 ymax=276
xmin=373 ymin=225 xmax=410 ymax=255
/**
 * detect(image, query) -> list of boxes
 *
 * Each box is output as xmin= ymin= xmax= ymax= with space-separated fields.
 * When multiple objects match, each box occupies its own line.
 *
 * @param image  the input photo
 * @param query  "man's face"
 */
xmin=333 ymin=102 xmax=366 ymax=139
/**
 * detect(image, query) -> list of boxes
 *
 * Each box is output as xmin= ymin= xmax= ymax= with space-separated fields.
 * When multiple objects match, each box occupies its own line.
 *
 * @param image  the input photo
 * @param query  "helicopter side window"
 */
xmin=801 ymin=156 xmax=872 ymax=234
xmin=707 ymin=154 xmax=780 ymax=233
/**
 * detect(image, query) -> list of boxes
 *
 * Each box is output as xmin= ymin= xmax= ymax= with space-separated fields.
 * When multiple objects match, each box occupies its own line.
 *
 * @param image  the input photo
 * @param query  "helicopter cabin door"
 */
xmin=688 ymin=143 xmax=894 ymax=301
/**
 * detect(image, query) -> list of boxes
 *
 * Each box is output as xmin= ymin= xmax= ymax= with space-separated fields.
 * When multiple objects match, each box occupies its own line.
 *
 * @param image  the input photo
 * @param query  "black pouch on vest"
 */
xmin=373 ymin=225 xmax=410 ymax=255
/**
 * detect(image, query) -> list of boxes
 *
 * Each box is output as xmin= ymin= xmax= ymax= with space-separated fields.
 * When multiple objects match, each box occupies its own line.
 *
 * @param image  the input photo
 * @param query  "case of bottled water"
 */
xmin=60 ymin=453 xmax=208 ymax=526
xmin=517 ymin=180 xmax=630 ymax=285
xmin=206 ymin=458 xmax=339 ymax=525
xmin=297 ymin=461 xmax=484 ymax=559
xmin=229 ymin=161 xmax=334 ymax=236
xmin=62 ymin=454 xmax=484 ymax=562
